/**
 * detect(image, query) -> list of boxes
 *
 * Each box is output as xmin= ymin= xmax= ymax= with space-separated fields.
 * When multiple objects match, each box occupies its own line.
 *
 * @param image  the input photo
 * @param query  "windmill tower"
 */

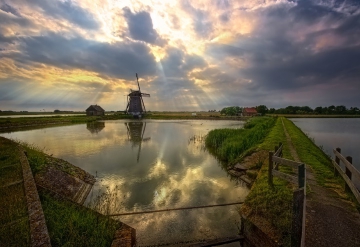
xmin=125 ymin=73 xmax=150 ymax=117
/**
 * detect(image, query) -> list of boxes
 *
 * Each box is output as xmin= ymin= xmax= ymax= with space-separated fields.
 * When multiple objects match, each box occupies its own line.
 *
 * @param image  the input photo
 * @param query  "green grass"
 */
xmin=205 ymin=117 xmax=276 ymax=164
xmin=241 ymin=118 xmax=294 ymax=246
xmin=39 ymin=192 xmax=121 ymax=247
xmin=0 ymin=137 xmax=30 ymax=246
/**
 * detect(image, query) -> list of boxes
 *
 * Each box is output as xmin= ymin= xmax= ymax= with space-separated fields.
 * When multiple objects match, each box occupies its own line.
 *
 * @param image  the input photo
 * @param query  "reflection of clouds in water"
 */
xmin=84 ymin=120 xmax=248 ymax=244
xmin=0 ymin=120 xmax=247 ymax=244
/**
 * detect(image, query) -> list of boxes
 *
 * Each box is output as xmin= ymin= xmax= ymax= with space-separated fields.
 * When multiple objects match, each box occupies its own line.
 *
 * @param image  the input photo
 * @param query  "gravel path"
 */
xmin=282 ymin=118 xmax=360 ymax=247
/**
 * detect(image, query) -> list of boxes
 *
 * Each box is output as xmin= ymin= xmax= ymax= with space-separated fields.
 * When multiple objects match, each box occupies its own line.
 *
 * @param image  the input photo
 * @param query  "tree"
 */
xmin=220 ymin=106 xmax=241 ymax=116
xmin=256 ymin=105 xmax=268 ymax=115
xmin=314 ymin=106 xmax=323 ymax=114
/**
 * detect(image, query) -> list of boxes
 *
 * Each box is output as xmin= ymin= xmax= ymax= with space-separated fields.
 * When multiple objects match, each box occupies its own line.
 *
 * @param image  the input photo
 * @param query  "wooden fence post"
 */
xmin=345 ymin=156 xmax=353 ymax=193
xmin=268 ymin=151 xmax=274 ymax=187
xmin=279 ymin=142 xmax=283 ymax=157
xmin=274 ymin=146 xmax=279 ymax=170
xmin=298 ymin=164 xmax=305 ymax=188
xmin=291 ymin=188 xmax=305 ymax=247
xmin=334 ymin=147 xmax=341 ymax=177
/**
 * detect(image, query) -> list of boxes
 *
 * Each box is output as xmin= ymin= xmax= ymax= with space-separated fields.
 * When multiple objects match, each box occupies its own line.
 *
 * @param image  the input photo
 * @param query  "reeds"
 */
xmin=205 ymin=117 xmax=276 ymax=163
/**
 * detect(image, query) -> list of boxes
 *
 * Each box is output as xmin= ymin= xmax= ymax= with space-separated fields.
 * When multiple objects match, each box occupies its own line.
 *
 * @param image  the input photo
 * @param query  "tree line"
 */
xmin=268 ymin=105 xmax=360 ymax=115
xmin=219 ymin=105 xmax=360 ymax=116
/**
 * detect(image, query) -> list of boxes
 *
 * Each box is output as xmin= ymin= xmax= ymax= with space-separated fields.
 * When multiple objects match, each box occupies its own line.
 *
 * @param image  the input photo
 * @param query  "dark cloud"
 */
xmin=0 ymin=33 xmax=15 ymax=44
xmin=219 ymin=12 xmax=229 ymax=23
xmin=0 ymin=2 xmax=21 ymax=17
xmin=206 ymin=0 xmax=360 ymax=107
xmin=159 ymin=47 xmax=206 ymax=78
xmin=11 ymin=32 xmax=157 ymax=80
xmin=123 ymin=7 xmax=163 ymax=45
xmin=0 ymin=9 xmax=32 ymax=27
xmin=29 ymin=0 xmax=99 ymax=30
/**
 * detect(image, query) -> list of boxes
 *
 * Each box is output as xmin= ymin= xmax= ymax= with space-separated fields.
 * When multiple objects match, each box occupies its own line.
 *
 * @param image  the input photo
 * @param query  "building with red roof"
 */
xmin=242 ymin=107 xmax=258 ymax=117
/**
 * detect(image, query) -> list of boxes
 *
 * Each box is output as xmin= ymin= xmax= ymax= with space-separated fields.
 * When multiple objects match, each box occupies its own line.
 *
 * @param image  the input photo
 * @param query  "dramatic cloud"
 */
xmin=123 ymin=7 xmax=163 ymax=45
xmin=0 ymin=0 xmax=360 ymax=111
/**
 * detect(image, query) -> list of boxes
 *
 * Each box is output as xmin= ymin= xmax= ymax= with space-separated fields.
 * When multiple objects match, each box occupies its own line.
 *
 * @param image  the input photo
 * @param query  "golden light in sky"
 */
xmin=0 ymin=0 xmax=359 ymax=111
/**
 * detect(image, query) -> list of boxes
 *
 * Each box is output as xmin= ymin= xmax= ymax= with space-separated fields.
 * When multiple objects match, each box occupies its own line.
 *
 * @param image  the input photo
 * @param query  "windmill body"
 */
xmin=125 ymin=74 xmax=150 ymax=117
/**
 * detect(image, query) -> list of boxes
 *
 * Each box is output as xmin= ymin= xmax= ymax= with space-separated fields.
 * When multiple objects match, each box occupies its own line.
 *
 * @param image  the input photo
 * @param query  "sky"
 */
xmin=0 ymin=0 xmax=359 ymax=111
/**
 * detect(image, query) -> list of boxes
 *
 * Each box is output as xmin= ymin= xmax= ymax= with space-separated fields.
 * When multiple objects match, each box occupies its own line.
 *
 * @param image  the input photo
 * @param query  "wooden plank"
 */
xmin=108 ymin=202 xmax=244 ymax=216
xmin=272 ymin=156 xmax=302 ymax=169
xmin=332 ymin=160 xmax=360 ymax=204
xmin=274 ymin=144 xmax=283 ymax=157
xmin=187 ymin=235 xmax=244 ymax=247
xmin=333 ymin=149 xmax=360 ymax=183
xmin=273 ymin=170 xmax=298 ymax=184
xmin=269 ymin=151 xmax=274 ymax=187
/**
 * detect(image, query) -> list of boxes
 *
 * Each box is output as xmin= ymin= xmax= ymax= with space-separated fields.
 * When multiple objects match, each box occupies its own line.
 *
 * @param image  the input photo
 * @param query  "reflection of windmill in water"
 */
xmin=125 ymin=73 xmax=150 ymax=118
xmin=125 ymin=122 xmax=151 ymax=162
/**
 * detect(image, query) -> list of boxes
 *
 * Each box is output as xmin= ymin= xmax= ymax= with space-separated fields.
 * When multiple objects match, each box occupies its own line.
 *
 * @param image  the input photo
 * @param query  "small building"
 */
xmin=86 ymin=105 xmax=105 ymax=116
xmin=242 ymin=107 xmax=258 ymax=117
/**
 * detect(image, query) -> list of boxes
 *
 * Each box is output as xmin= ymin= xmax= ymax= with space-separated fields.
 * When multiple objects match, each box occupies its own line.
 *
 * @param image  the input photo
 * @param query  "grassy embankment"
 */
xmin=266 ymin=114 xmax=360 ymax=118
xmin=206 ymin=117 xmax=295 ymax=245
xmin=0 ymin=137 xmax=30 ymax=246
xmin=240 ymin=118 xmax=295 ymax=245
xmin=0 ymin=138 xmax=121 ymax=246
xmin=25 ymin=144 xmax=122 ymax=246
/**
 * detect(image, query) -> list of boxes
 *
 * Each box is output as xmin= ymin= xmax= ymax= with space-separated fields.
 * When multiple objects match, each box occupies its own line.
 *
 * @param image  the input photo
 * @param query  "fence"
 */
xmin=332 ymin=148 xmax=360 ymax=204
xmin=268 ymin=143 xmax=306 ymax=247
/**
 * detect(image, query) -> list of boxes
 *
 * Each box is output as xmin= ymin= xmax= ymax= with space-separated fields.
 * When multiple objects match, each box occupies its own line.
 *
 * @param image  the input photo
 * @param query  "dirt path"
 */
xmin=281 ymin=118 xmax=360 ymax=247
xmin=281 ymin=118 xmax=300 ymax=162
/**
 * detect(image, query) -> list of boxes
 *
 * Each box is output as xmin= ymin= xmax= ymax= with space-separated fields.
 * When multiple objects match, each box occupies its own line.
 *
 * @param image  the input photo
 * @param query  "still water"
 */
xmin=291 ymin=118 xmax=360 ymax=170
xmin=0 ymin=120 xmax=248 ymax=246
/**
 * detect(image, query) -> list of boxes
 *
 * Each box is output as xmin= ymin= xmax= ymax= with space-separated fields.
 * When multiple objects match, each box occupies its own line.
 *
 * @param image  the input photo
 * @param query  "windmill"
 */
xmin=125 ymin=73 xmax=150 ymax=117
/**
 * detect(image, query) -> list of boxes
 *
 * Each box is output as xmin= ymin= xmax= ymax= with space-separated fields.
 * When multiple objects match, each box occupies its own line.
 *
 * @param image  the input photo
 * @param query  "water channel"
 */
xmin=0 ymin=119 xmax=249 ymax=246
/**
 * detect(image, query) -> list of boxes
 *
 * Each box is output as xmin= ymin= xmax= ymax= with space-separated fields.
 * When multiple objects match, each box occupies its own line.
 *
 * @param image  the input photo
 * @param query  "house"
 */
xmin=242 ymin=107 xmax=258 ymax=117
xmin=85 ymin=105 xmax=105 ymax=116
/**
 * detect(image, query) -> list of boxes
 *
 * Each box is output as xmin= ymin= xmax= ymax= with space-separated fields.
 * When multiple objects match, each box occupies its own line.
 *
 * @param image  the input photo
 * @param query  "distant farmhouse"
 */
xmin=242 ymin=107 xmax=258 ymax=117
xmin=86 ymin=105 xmax=105 ymax=116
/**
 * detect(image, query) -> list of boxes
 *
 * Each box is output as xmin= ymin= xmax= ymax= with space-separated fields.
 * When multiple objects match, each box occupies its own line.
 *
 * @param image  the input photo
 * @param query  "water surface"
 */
xmin=0 ymin=119 xmax=248 ymax=246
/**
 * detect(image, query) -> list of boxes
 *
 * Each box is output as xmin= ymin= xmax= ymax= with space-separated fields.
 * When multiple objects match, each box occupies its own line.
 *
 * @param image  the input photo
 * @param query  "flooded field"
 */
xmin=0 ymin=119 xmax=248 ymax=246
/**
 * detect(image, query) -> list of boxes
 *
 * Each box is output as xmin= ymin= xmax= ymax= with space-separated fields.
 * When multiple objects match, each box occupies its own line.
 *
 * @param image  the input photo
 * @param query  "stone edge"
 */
xmin=18 ymin=147 xmax=52 ymax=247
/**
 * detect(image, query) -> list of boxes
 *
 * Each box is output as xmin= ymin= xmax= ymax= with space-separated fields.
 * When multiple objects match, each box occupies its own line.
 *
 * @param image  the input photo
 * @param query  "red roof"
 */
xmin=243 ymin=107 xmax=257 ymax=113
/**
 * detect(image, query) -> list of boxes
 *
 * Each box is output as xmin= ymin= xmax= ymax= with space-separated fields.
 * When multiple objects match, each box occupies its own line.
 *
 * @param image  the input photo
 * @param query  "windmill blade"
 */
xmin=140 ymin=96 xmax=147 ymax=113
xmin=136 ymin=73 xmax=141 ymax=92
xmin=125 ymin=96 xmax=130 ymax=113
xmin=141 ymin=93 xmax=150 ymax=97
